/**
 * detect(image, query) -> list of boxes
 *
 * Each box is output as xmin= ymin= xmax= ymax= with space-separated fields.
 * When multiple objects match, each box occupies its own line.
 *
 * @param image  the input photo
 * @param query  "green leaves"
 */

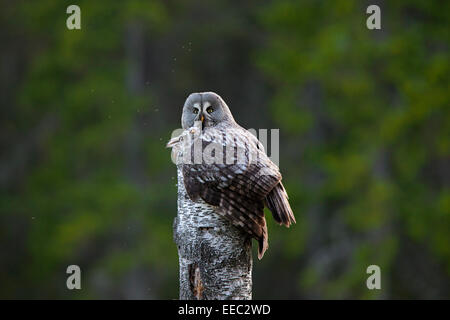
xmin=258 ymin=0 xmax=450 ymax=298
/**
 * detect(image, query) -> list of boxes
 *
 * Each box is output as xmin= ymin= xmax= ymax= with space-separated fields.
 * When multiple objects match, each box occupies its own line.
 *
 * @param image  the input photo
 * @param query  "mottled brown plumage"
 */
xmin=168 ymin=92 xmax=295 ymax=259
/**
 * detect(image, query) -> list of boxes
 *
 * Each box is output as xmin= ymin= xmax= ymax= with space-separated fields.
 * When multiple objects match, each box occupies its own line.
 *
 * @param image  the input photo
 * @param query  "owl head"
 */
xmin=181 ymin=92 xmax=235 ymax=129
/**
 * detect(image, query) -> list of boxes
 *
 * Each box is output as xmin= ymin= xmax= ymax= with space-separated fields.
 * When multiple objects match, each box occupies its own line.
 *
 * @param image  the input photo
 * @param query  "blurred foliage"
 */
xmin=0 ymin=0 xmax=448 ymax=299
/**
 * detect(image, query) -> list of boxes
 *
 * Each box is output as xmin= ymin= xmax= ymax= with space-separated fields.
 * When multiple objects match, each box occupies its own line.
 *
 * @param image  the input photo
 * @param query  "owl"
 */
xmin=167 ymin=92 xmax=295 ymax=259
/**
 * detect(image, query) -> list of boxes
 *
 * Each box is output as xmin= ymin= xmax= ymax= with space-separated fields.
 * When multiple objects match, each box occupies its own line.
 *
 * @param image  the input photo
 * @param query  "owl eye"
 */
xmin=206 ymin=107 xmax=213 ymax=114
xmin=193 ymin=108 xmax=199 ymax=114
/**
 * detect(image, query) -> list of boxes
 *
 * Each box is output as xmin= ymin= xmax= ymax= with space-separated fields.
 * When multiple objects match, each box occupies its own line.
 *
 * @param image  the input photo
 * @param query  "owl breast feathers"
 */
xmin=170 ymin=122 xmax=295 ymax=259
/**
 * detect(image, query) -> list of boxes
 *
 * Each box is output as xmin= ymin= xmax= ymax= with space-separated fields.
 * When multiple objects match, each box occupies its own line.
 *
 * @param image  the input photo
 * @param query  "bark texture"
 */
xmin=173 ymin=166 xmax=253 ymax=300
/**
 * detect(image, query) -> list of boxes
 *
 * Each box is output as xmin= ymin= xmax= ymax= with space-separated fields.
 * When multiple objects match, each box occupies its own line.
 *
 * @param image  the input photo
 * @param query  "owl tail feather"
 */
xmin=257 ymin=227 xmax=268 ymax=260
xmin=266 ymin=182 xmax=296 ymax=227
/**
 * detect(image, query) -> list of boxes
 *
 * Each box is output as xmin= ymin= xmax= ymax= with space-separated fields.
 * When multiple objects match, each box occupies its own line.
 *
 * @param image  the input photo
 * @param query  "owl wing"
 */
xmin=182 ymin=126 xmax=281 ymax=259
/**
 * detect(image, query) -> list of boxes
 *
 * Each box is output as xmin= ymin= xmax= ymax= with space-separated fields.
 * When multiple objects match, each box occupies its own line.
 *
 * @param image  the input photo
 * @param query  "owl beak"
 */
xmin=198 ymin=114 xmax=205 ymax=130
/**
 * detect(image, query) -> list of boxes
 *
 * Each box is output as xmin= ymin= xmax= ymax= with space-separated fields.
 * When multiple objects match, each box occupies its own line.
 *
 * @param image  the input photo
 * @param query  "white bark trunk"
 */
xmin=173 ymin=166 xmax=253 ymax=300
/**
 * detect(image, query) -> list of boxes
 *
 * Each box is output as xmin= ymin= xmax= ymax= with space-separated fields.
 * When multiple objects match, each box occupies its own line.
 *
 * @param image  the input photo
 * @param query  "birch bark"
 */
xmin=173 ymin=166 xmax=253 ymax=300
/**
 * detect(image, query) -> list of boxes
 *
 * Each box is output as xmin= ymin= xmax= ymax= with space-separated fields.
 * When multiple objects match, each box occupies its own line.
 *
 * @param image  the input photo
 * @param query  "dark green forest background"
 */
xmin=1 ymin=0 xmax=449 ymax=299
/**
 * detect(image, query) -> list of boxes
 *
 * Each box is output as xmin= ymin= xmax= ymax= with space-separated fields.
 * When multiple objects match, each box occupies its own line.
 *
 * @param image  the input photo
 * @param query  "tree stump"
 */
xmin=173 ymin=166 xmax=253 ymax=300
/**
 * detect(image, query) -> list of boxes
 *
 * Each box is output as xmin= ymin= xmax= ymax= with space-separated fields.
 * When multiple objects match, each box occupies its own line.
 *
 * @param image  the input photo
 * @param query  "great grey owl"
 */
xmin=167 ymin=92 xmax=295 ymax=259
